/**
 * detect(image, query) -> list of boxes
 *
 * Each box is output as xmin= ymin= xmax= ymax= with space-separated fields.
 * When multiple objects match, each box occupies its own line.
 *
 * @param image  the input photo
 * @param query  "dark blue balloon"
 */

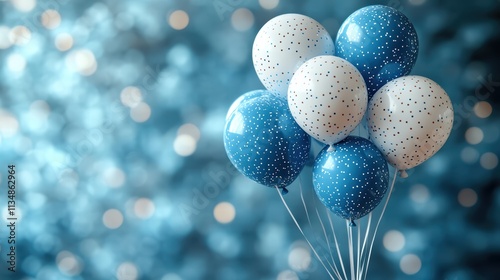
xmin=335 ymin=5 xmax=419 ymax=100
xmin=313 ymin=136 xmax=389 ymax=221
xmin=224 ymin=94 xmax=311 ymax=189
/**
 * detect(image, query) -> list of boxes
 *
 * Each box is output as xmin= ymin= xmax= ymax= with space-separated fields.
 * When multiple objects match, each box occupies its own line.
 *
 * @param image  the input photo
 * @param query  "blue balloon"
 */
xmin=224 ymin=94 xmax=311 ymax=190
xmin=335 ymin=5 xmax=419 ymax=100
xmin=226 ymin=90 xmax=269 ymax=120
xmin=313 ymin=136 xmax=389 ymax=221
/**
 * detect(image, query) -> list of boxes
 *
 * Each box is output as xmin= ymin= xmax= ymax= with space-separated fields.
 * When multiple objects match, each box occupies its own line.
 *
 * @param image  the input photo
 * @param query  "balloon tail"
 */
xmin=327 ymin=145 xmax=335 ymax=152
xmin=275 ymin=186 xmax=336 ymax=280
xmin=281 ymin=187 xmax=289 ymax=195
xmin=363 ymin=170 xmax=398 ymax=280
xmin=349 ymin=219 xmax=356 ymax=227
xmin=399 ymin=170 xmax=408 ymax=178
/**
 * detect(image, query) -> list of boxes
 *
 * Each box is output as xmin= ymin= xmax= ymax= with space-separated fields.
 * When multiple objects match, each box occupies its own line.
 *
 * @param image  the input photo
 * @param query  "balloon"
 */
xmin=335 ymin=5 xmax=419 ymax=100
xmin=313 ymin=136 xmax=389 ymax=221
xmin=367 ymin=75 xmax=454 ymax=173
xmin=253 ymin=14 xmax=335 ymax=99
xmin=226 ymin=90 xmax=268 ymax=120
xmin=288 ymin=55 xmax=367 ymax=146
xmin=224 ymin=94 xmax=311 ymax=190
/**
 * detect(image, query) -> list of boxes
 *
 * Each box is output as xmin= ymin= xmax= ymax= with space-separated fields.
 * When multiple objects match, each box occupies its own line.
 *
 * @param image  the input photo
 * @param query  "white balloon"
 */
xmin=367 ymin=75 xmax=454 ymax=172
xmin=252 ymin=14 xmax=335 ymax=99
xmin=288 ymin=55 xmax=368 ymax=145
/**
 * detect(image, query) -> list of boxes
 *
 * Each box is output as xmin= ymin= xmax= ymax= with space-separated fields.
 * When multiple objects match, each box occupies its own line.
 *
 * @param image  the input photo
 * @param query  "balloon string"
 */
xmin=356 ymin=219 xmax=361 ymax=280
xmin=363 ymin=170 xmax=398 ymax=280
xmin=275 ymin=186 xmax=336 ymax=280
xmin=323 ymin=258 xmax=340 ymax=280
xmin=310 ymin=182 xmax=343 ymax=279
xmin=299 ymin=179 xmax=341 ymax=278
xmin=315 ymin=206 xmax=343 ymax=279
xmin=358 ymin=212 xmax=372 ymax=280
xmin=347 ymin=220 xmax=355 ymax=280
xmin=299 ymin=178 xmax=314 ymax=236
xmin=327 ymin=210 xmax=349 ymax=280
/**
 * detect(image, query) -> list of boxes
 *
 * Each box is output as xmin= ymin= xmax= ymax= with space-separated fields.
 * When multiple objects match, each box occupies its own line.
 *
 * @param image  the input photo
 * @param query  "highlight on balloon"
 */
xmin=223 ymin=5 xmax=454 ymax=280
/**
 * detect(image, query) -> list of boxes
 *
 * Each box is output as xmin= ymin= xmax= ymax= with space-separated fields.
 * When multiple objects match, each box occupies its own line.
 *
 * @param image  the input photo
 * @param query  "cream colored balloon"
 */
xmin=367 ymin=76 xmax=454 ymax=173
xmin=252 ymin=14 xmax=335 ymax=99
xmin=288 ymin=55 xmax=367 ymax=145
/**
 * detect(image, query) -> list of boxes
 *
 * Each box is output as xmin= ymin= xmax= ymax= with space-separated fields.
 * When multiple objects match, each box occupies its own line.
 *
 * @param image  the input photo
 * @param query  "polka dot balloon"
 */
xmin=313 ymin=136 xmax=389 ymax=221
xmin=253 ymin=14 xmax=335 ymax=99
xmin=367 ymin=75 xmax=454 ymax=173
xmin=288 ymin=55 xmax=367 ymax=146
xmin=226 ymin=89 xmax=268 ymax=120
xmin=224 ymin=94 xmax=311 ymax=190
xmin=335 ymin=5 xmax=419 ymax=100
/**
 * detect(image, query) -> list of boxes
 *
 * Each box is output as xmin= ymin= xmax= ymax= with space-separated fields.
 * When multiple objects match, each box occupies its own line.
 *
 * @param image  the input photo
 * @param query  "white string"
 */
xmin=275 ymin=186 xmax=336 ymax=280
xmin=318 ymin=213 xmax=341 ymax=278
xmin=311 ymin=186 xmax=341 ymax=278
xmin=356 ymin=219 xmax=361 ymax=280
xmin=362 ymin=170 xmax=398 ymax=280
xmin=358 ymin=213 xmax=372 ymax=280
xmin=299 ymin=180 xmax=342 ymax=279
xmin=323 ymin=258 xmax=341 ymax=280
xmin=327 ymin=211 xmax=348 ymax=280
xmin=360 ymin=213 xmax=372 ymax=259
xmin=315 ymin=207 xmax=342 ymax=280
xmin=347 ymin=220 xmax=355 ymax=280
xmin=299 ymin=180 xmax=314 ymax=227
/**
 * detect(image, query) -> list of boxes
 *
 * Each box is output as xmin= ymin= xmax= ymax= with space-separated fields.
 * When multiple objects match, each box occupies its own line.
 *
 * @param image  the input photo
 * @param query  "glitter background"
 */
xmin=0 ymin=0 xmax=499 ymax=279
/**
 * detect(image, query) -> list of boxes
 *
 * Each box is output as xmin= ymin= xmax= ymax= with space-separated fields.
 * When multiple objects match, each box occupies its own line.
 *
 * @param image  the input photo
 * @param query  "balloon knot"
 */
xmin=327 ymin=145 xmax=335 ymax=152
xmin=399 ymin=170 xmax=408 ymax=178
xmin=281 ymin=187 xmax=289 ymax=195
xmin=349 ymin=219 xmax=356 ymax=227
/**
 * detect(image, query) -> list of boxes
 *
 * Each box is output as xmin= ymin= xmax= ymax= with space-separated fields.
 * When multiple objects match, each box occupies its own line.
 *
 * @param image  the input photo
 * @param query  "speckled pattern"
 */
xmin=288 ymin=55 xmax=367 ymax=145
xmin=226 ymin=89 xmax=267 ymax=120
xmin=313 ymin=136 xmax=389 ymax=221
xmin=224 ymin=93 xmax=311 ymax=188
xmin=253 ymin=13 xmax=335 ymax=99
xmin=367 ymin=75 xmax=454 ymax=171
xmin=335 ymin=5 xmax=419 ymax=100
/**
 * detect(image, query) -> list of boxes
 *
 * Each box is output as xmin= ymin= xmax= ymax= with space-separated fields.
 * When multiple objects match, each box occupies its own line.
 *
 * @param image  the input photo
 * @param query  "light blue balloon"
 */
xmin=313 ymin=136 xmax=389 ymax=222
xmin=224 ymin=94 xmax=310 ymax=191
xmin=335 ymin=5 xmax=419 ymax=100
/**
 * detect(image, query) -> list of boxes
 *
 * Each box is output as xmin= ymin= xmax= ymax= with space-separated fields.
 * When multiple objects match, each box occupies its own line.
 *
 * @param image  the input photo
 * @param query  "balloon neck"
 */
xmin=281 ymin=187 xmax=289 ymax=195
xmin=349 ymin=219 xmax=356 ymax=227
xmin=327 ymin=145 xmax=335 ymax=152
xmin=399 ymin=170 xmax=408 ymax=178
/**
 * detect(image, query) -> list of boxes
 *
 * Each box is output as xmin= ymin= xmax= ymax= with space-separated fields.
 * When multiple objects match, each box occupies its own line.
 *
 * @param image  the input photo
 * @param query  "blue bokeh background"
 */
xmin=0 ymin=0 xmax=499 ymax=279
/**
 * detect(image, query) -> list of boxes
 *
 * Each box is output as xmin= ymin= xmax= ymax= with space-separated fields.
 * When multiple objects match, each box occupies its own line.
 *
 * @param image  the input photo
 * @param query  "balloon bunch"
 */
xmin=224 ymin=5 xmax=454 ymax=278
